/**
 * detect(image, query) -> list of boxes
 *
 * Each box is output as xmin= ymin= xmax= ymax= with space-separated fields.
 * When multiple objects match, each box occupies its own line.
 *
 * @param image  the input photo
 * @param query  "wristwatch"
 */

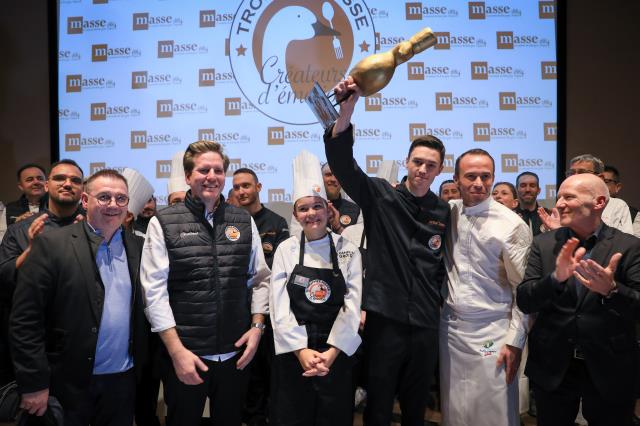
xmin=251 ymin=322 xmax=266 ymax=334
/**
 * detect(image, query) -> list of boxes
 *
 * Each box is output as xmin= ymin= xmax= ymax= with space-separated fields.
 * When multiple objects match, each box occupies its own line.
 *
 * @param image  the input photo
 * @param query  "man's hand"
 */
xmin=327 ymin=202 xmax=343 ymax=234
xmin=73 ymin=214 xmax=85 ymax=223
xmin=28 ymin=214 xmax=48 ymax=242
xmin=14 ymin=211 xmax=36 ymax=223
xmin=554 ymin=238 xmax=586 ymax=282
xmin=234 ymin=327 xmax=262 ymax=370
xmin=538 ymin=207 xmax=560 ymax=231
xmin=170 ymin=348 xmax=208 ymax=385
xmin=16 ymin=214 xmax=49 ymax=269
xmin=359 ymin=310 xmax=366 ymax=331
xmin=496 ymin=344 xmax=522 ymax=384
xmin=20 ymin=388 xmax=49 ymax=416
xmin=574 ymin=253 xmax=622 ymax=296
xmin=332 ymin=77 xmax=361 ymax=136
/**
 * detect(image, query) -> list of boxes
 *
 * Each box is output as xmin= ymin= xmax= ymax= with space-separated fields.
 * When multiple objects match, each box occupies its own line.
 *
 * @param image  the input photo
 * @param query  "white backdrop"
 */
xmin=57 ymin=0 xmax=557 ymax=205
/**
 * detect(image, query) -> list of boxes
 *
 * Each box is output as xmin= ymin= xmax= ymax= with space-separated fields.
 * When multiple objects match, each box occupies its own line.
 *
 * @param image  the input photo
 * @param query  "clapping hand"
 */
xmin=538 ymin=207 xmax=560 ymax=231
xmin=554 ymin=238 xmax=586 ymax=282
xmin=574 ymin=253 xmax=621 ymax=296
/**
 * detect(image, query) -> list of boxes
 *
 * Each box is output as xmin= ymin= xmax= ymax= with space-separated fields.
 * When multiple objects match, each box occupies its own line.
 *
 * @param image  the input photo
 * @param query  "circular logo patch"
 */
xmin=305 ymin=279 xmax=331 ymax=303
xmin=262 ymin=242 xmax=274 ymax=253
xmin=428 ymin=234 xmax=442 ymax=251
xmin=312 ymin=184 xmax=322 ymax=194
xmin=339 ymin=214 xmax=351 ymax=226
xmin=229 ymin=0 xmax=376 ymax=125
xmin=225 ymin=225 xmax=241 ymax=241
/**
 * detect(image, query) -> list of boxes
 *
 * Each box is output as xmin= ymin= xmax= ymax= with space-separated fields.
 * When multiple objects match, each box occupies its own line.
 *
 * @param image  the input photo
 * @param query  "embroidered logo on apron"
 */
xmin=225 ymin=225 xmax=241 ymax=241
xmin=479 ymin=340 xmax=497 ymax=357
xmin=305 ymin=279 xmax=331 ymax=304
xmin=339 ymin=214 xmax=352 ymax=226
xmin=428 ymin=234 xmax=442 ymax=250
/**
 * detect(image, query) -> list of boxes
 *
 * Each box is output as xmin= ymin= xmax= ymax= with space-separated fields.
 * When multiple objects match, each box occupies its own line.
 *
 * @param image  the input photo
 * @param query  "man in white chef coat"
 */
xmin=440 ymin=148 xmax=532 ymax=426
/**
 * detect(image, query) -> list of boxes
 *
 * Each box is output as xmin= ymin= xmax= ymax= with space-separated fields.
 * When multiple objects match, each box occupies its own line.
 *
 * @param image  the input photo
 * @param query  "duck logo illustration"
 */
xmin=230 ymin=0 xmax=375 ymax=125
xmin=306 ymin=279 xmax=331 ymax=303
xmin=225 ymin=225 xmax=241 ymax=241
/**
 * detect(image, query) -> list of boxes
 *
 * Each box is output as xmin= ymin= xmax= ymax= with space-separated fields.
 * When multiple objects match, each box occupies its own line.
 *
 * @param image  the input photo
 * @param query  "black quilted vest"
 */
xmin=155 ymin=192 xmax=252 ymax=355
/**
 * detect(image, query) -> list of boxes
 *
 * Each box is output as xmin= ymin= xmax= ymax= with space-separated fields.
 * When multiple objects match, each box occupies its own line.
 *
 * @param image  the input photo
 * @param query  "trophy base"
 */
xmin=305 ymin=81 xmax=340 ymax=130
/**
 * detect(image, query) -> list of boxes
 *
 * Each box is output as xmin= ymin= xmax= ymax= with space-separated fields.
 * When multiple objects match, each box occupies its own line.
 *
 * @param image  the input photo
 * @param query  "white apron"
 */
xmin=439 ymin=307 xmax=519 ymax=426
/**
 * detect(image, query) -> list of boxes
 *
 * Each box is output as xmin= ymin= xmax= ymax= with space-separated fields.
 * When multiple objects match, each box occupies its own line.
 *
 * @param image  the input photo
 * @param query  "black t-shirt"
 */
xmin=253 ymin=205 xmax=289 ymax=269
xmin=330 ymin=196 xmax=360 ymax=228
xmin=515 ymin=204 xmax=548 ymax=236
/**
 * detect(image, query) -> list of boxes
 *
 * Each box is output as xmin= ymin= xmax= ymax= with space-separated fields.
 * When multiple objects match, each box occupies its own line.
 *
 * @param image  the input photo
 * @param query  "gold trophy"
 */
xmin=306 ymin=27 xmax=437 ymax=128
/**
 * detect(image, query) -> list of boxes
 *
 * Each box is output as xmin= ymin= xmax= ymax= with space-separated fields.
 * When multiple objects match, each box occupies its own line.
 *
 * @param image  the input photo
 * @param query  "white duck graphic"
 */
xmin=257 ymin=5 xmax=339 ymax=84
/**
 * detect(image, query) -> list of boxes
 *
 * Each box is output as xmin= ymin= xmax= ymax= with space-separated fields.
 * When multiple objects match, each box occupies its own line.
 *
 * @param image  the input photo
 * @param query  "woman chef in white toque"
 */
xmin=269 ymin=150 xmax=362 ymax=426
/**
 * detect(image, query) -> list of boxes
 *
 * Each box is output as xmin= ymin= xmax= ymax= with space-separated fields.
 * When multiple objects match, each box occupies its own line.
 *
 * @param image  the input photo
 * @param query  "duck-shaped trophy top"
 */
xmin=306 ymin=27 xmax=437 ymax=128
xmin=349 ymin=27 xmax=436 ymax=97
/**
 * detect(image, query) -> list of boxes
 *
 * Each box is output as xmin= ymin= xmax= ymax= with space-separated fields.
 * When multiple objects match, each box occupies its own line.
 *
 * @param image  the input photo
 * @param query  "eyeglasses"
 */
xmin=89 ymin=193 xmax=129 ymax=207
xmin=50 ymin=174 xmax=83 ymax=185
xmin=565 ymin=168 xmax=596 ymax=177
xmin=603 ymin=178 xmax=619 ymax=185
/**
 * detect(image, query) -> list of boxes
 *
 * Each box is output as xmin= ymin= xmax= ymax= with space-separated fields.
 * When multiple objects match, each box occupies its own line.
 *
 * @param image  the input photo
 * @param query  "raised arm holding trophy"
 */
xmin=317 ymin=23 xmax=451 ymax=423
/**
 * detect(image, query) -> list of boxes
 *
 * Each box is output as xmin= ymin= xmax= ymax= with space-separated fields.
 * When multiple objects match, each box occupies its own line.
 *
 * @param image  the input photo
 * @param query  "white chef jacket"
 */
xmin=633 ymin=211 xmax=640 ymax=238
xmin=441 ymin=197 xmax=532 ymax=426
xmin=603 ymin=197 xmax=634 ymax=235
xmin=140 ymin=211 xmax=270 ymax=361
xmin=341 ymin=222 xmax=366 ymax=250
xmin=269 ymin=233 xmax=362 ymax=357
xmin=443 ymin=197 xmax=532 ymax=349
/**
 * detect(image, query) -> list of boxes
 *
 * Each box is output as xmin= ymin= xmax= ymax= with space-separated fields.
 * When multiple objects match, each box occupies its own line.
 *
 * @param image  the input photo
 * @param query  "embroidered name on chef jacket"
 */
xmin=338 ymin=250 xmax=354 ymax=263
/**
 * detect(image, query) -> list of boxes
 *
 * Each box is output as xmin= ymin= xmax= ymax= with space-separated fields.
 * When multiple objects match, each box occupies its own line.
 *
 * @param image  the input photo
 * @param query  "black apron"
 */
xmin=272 ymin=233 xmax=353 ymax=426
xmin=285 ymin=232 xmax=347 ymax=350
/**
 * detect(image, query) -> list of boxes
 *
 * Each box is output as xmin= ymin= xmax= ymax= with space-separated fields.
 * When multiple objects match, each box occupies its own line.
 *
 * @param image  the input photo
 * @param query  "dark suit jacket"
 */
xmin=4 ymin=194 xmax=46 ymax=226
xmin=10 ymin=222 xmax=148 ymax=409
xmin=516 ymin=224 xmax=640 ymax=401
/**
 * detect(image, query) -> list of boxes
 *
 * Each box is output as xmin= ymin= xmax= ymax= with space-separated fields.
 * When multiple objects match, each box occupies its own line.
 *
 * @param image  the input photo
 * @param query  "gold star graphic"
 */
xmin=236 ymin=44 xmax=247 ymax=56
xmin=359 ymin=40 xmax=370 ymax=52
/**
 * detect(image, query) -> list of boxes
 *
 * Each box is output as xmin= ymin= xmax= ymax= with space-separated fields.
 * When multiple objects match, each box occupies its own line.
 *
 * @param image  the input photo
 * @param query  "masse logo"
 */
xmin=229 ymin=0 xmax=375 ymax=125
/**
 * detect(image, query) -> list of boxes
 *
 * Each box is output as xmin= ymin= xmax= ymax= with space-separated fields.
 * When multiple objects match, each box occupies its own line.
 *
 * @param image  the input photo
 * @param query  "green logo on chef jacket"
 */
xmin=479 ymin=340 xmax=497 ymax=357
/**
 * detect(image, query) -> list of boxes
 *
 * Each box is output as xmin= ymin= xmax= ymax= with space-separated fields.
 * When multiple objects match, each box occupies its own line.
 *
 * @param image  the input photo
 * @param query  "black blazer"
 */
xmin=516 ymin=224 xmax=640 ymax=401
xmin=10 ymin=222 xmax=148 ymax=410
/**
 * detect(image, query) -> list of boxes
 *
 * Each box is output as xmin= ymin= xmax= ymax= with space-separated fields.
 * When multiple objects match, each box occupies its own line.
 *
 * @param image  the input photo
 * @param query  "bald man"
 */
xmin=517 ymin=174 xmax=640 ymax=426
